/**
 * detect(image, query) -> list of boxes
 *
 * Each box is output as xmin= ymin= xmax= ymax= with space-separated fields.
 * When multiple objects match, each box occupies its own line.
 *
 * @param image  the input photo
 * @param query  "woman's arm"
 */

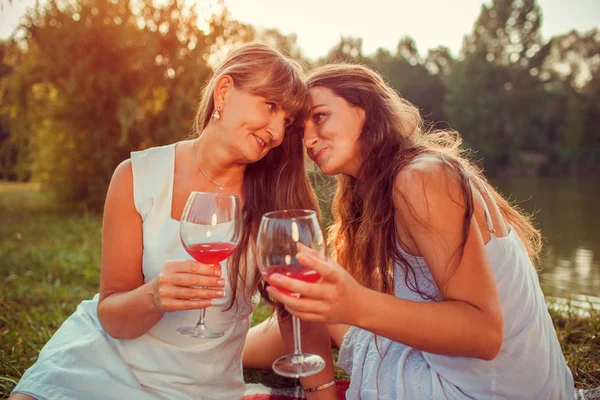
xmin=267 ymin=163 xmax=503 ymax=360
xmin=97 ymin=160 xmax=224 ymax=339
xmin=276 ymin=312 xmax=337 ymax=399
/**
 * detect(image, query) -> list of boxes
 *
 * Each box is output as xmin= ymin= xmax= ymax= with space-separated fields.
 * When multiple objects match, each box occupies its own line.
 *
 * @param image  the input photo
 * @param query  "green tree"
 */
xmin=447 ymin=0 xmax=548 ymax=173
xmin=1 ymin=0 xmax=250 ymax=209
xmin=541 ymin=29 xmax=600 ymax=167
xmin=445 ymin=52 xmax=518 ymax=173
xmin=463 ymin=0 xmax=543 ymax=68
xmin=424 ymin=46 xmax=454 ymax=77
xmin=370 ymin=38 xmax=447 ymax=128
xmin=555 ymin=92 xmax=586 ymax=166
xmin=0 ymin=41 xmax=19 ymax=180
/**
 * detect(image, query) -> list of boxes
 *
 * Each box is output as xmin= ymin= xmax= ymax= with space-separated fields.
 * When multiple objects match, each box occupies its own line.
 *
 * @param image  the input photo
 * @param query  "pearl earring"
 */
xmin=212 ymin=106 xmax=221 ymax=121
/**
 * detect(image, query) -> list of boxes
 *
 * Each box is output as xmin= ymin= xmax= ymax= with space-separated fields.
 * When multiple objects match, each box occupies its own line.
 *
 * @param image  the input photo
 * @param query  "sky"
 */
xmin=0 ymin=0 xmax=598 ymax=60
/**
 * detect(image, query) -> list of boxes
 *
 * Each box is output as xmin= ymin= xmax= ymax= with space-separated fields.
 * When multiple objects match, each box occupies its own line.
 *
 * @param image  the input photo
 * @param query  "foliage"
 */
xmin=1 ymin=0 xmax=599 ymax=205
xmin=0 ymin=0 xmax=251 ymax=209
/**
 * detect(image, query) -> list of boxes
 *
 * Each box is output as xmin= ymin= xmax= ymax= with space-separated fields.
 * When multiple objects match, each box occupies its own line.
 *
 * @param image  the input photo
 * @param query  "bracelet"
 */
xmin=303 ymin=379 xmax=336 ymax=393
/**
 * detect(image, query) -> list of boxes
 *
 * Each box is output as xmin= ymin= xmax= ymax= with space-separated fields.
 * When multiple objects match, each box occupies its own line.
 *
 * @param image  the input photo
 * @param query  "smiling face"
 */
xmin=303 ymin=86 xmax=365 ymax=176
xmin=195 ymin=44 xmax=308 ymax=167
xmin=218 ymin=81 xmax=295 ymax=163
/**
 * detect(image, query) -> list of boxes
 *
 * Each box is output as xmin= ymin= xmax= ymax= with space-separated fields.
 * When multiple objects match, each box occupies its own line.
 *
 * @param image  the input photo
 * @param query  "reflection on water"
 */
xmin=491 ymin=176 xmax=600 ymax=298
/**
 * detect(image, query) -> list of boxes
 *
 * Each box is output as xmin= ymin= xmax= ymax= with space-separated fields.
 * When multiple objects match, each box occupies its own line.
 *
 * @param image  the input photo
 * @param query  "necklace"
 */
xmin=192 ymin=139 xmax=243 ymax=191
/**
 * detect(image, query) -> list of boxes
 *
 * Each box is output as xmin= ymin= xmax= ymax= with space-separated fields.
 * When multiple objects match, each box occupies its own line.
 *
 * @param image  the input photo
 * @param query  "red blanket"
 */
xmin=242 ymin=381 xmax=350 ymax=400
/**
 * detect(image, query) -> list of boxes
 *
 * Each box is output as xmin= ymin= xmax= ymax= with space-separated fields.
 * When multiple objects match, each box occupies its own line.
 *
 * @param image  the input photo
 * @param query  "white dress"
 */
xmin=338 ymin=182 xmax=575 ymax=400
xmin=12 ymin=143 xmax=258 ymax=400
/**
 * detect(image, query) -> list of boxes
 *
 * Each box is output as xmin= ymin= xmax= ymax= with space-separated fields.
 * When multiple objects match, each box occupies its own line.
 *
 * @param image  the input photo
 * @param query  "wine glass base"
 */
xmin=177 ymin=326 xmax=224 ymax=339
xmin=272 ymin=353 xmax=326 ymax=378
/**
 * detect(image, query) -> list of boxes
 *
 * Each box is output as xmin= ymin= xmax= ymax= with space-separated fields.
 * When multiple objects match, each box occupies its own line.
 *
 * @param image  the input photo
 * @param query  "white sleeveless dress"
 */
xmin=12 ymin=143 xmax=258 ymax=400
xmin=338 ymin=178 xmax=575 ymax=399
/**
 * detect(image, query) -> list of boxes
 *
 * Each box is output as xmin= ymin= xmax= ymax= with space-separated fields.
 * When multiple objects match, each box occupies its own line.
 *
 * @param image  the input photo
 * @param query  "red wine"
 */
xmin=184 ymin=242 xmax=237 ymax=264
xmin=264 ymin=264 xmax=321 ymax=294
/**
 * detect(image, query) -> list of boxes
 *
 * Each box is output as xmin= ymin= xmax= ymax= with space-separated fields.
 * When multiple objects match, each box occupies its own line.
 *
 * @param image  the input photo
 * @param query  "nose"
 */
xmin=267 ymin=112 xmax=287 ymax=145
xmin=303 ymin=122 xmax=318 ymax=149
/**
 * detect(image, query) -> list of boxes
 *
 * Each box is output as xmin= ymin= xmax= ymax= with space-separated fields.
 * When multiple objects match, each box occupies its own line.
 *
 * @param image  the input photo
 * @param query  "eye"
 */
xmin=266 ymin=102 xmax=276 ymax=111
xmin=312 ymin=112 xmax=326 ymax=124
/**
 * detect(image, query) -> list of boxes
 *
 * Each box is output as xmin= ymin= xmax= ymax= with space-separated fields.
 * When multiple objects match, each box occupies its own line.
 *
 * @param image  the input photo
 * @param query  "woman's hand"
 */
xmin=266 ymin=244 xmax=367 ymax=325
xmin=152 ymin=260 xmax=226 ymax=312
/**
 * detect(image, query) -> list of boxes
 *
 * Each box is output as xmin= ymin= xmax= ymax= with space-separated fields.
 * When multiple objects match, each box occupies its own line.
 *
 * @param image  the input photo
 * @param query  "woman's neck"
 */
xmin=193 ymin=127 xmax=245 ymax=188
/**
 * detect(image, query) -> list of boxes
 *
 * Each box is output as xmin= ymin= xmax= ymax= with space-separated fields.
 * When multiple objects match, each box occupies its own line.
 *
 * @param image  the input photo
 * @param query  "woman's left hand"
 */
xmin=266 ymin=244 xmax=367 ymax=325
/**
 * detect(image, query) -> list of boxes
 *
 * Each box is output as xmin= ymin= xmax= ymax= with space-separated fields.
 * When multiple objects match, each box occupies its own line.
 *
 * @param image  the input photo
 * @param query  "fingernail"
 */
xmin=270 ymin=274 xmax=282 ymax=283
xmin=214 ymin=269 xmax=222 ymax=276
xmin=216 ymin=290 xmax=224 ymax=297
xmin=218 ymin=279 xmax=225 ymax=286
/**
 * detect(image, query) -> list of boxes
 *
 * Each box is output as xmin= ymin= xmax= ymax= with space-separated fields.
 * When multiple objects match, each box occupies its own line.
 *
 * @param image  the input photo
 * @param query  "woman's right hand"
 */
xmin=152 ymin=260 xmax=226 ymax=312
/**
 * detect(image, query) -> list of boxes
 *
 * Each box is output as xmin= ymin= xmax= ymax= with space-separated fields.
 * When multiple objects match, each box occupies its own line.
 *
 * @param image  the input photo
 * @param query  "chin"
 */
xmin=246 ymin=148 xmax=269 ymax=164
xmin=316 ymin=162 xmax=338 ymax=176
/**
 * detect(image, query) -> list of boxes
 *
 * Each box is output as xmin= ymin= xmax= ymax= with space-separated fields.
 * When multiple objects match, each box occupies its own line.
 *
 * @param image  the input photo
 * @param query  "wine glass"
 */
xmin=256 ymin=209 xmax=326 ymax=378
xmin=178 ymin=191 xmax=242 ymax=339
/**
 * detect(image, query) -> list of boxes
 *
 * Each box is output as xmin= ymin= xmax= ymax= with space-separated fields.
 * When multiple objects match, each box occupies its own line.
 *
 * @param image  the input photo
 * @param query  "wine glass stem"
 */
xmin=292 ymin=315 xmax=305 ymax=362
xmin=194 ymin=309 xmax=208 ymax=336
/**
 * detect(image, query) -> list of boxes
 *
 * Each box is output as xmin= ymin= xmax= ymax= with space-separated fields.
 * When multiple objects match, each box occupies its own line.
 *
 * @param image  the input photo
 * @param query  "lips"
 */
xmin=312 ymin=148 xmax=326 ymax=163
xmin=253 ymin=134 xmax=266 ymax=149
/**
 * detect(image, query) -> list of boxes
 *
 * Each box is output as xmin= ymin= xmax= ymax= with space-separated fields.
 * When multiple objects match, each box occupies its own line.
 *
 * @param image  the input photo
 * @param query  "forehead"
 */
xmin=308 ymin=86 xmax=339 ymax=107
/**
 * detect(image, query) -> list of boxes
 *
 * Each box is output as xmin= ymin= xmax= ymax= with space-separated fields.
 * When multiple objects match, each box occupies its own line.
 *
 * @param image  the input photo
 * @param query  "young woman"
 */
xmin=246 ymin=63 xmax=575 ymax=399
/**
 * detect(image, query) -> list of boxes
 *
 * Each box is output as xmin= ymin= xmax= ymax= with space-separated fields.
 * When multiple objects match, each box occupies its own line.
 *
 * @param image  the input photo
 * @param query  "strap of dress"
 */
xmin=130 ymin=143 xmax=176 ymax=220
xmin=470 ymin=183 xmax=495 ymax=234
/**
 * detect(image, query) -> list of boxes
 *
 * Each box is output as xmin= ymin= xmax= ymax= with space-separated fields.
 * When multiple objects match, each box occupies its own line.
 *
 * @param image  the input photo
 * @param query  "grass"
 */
xmin=0 ymin=183 xmax=103 ymax=396
xmin=1 ymin=181 xmax=598 ymax=398
xmin=549 ymin=305 xmax=600 ymax=389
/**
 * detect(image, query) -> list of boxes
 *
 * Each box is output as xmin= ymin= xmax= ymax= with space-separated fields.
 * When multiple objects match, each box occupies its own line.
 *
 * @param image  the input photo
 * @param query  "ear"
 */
xmin=213 ymin=75 xmax=234 ymax=109
xmin=354 ymin=106 xmax=366 ymax=127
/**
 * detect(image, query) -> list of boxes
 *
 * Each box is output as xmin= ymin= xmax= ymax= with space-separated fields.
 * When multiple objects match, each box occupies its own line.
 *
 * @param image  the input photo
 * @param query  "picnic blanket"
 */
xmin=242 ymin=381 xmax=350 ymax=400
xmin=576 ymin=387 xmax=600 ymax=400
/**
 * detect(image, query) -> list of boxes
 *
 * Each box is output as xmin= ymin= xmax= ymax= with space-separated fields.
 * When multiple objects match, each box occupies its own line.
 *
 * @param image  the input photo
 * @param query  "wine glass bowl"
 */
xmin=256 ymin=209 xmax=326 ymax=378
xmin=177 ymin=191 xmax=242 ymax=339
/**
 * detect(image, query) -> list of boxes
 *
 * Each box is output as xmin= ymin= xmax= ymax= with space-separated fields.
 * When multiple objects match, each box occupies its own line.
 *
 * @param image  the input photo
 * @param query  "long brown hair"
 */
xmin=194 ymin=43 xmax=319 ymax=308
xmin=307 ymin=64 xmax=542 ymax=297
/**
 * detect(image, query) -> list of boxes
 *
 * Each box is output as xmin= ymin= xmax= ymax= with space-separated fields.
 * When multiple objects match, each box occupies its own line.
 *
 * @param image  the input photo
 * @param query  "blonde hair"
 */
xmin=195 ymin=43 xmax=307 ymax=133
